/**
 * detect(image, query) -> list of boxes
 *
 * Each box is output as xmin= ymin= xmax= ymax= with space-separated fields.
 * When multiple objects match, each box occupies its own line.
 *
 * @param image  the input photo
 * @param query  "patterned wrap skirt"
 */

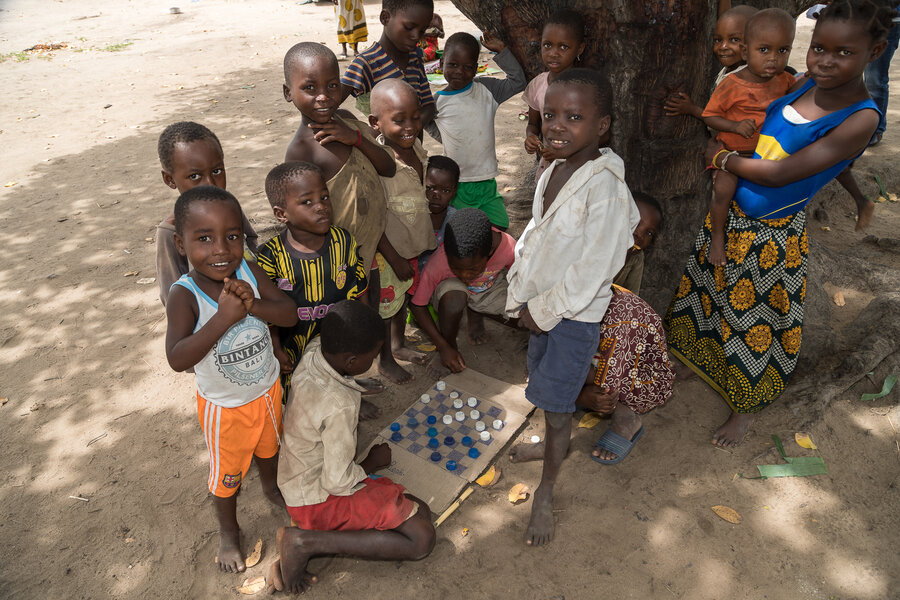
xmin=336 ymin=0 xmax=367 ymax=45
xmin=665 ymin=203 xmax=808 ymax=413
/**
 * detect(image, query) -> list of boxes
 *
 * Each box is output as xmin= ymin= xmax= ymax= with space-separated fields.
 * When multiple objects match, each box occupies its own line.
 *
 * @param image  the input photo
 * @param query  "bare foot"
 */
xmin=712 ymin=412 xmax=753 ymax=448
xmin=856 ymin=199 xmax=875 ymax=231
xmin=276 ymin=527 xmax=318 ymax=594
xmin=591 ymin=406 xmax=641 ymax=462
xmin=264 ymin=486 xmax=286 ymax=510
xmin=509 ymin=441 xmax=545 ymax=463
xmin=355 ymin=377 xmax=385 ymax=396
xmin=669 ymin=353 xmax=695 ymax=381
xmin=467 ymin=311 xmax=489 ymax=345
xmin=524 ymin=488 xmax=554 ymax=546
xmin=393 ymin=345 xmax=428 ymax=365
xmin=217 ymin=527 xmax=245 ymax=573
xmin=426 ymin=354 xmax=450 ymax=379
xmin=360 ymin=398 xmax=381 ymax=421
xmin=378 ymin=356 xmax=414 ymax=384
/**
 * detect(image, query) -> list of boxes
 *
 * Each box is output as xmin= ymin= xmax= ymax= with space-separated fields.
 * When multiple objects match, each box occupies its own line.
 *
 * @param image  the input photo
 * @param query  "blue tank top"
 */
xmin=734 ymin=79 xmax=879 ymax=220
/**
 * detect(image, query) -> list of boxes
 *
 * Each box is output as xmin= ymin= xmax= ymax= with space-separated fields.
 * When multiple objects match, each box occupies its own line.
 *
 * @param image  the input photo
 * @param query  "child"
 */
xmin=268 ymin=300 xmax=435 ymax=594
xmin=155 ymin=121 xmax=258 ymax=306
xmin=669 ymin=0 xmax=892 ymax=448
xmin=335 ymin=0 xmax=367 ymax=60
xmin=368 ymin=79 xmax=437 ymax=383
xmin=429 ymin=31 xmax=527 ymax=229
xmin=523 ymin=9 xmax=586 ymax=183
xmin=340 ymin=0 xmax=436 ymax=122
xmin=504 ymin=69 xmax=640 ymax=546
xmin=282 ymin=41 xmax=395 ymax=294
xmin=419 ymin=11 xmax=444 ymax=61
xmin=256 ymin=162 xmax=369 ymax=389
xmin=164 ymin=186 xmax=298 ymax=573
xmin=612 ymin=192 xmax=663 ymax=295
xmin=409 ymin=208 xmax=516 ymax=377
xmin=701 ymin=8 xmax=797 ymax=265
xmin=419 ymin=155 xmax=460 ymax=272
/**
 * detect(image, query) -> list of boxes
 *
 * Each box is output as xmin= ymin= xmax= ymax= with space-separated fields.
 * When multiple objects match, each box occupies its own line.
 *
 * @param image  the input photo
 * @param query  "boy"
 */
xmin=155 ymin=121 xmax=258 ymax=305
xmin=282 ymin=41 xmax=395 ymax=284
xmin=256 ymin=162 xmax=368 ymax=390
xmin=505 ymin=69 xmax=640 ymax=546
xmin=340 ymin=0 xmax=436 ymax=122
xmin=268 ymin=300 xmax=435 ymax=594
xmin=368 ymin=79 xmax=437 ymax=384
xmin=164 ymin=186 xmax=298 ymax=573
xmin=420 ymin=155 xmax=459 ymax=272
xmin=409 ymin=208 xmax=516 ymax=377
xmin=429 ymin=32 xmax=527 ymax=229
xmin=612 ymin=193 xmax=663 ymax=295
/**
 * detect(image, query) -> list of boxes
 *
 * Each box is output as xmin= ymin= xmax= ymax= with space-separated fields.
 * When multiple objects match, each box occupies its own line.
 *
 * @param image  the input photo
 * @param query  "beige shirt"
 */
xmin=277 ymin=338 xmax=368 ymax=507
xmin=378 ymin=136 xmax=437 ymax=259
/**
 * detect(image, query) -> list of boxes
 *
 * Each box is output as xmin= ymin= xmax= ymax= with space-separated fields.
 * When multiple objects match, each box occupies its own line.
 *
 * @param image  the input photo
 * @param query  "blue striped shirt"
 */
xmin=341 ymin=41 xmax=434 ymax=108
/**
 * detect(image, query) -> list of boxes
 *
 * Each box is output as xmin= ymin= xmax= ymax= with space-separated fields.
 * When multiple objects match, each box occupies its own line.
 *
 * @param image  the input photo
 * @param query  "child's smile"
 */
xmin=542 ymin=84 xmax=610 ymax=161
xmin=177 ymin=199 xmax=245 ymax=284
xmin=442 ymin=46 xmax=478 ymax=91
xmin=284 ymin=57 xmax=342 ymax=124
xmin=713 ymin=15 xmax=747 ymax=67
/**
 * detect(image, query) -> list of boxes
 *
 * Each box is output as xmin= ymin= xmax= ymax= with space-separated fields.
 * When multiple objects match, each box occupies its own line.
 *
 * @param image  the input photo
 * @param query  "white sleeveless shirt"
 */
xmin=173 ymin=260 xmax=278 ymax=408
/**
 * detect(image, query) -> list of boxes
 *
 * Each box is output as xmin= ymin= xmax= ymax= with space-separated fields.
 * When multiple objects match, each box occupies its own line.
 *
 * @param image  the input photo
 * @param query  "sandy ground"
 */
xmin=1 ymin=1 xmax=898 ymax=598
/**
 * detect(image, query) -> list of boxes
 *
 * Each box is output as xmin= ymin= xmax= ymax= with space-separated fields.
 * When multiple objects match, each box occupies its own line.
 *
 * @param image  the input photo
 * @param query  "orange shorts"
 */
xmin=197 ymin=380 xmax=282 ymax=498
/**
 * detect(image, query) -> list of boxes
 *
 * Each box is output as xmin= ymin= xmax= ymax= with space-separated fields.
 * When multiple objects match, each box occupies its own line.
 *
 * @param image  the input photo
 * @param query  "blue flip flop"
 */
xmin=590 ymin=426 xmax=645 ymax=465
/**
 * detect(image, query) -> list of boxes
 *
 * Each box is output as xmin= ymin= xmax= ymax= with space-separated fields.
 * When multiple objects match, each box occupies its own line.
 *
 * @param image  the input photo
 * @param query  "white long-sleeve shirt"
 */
xmin=505 ymin=149 xmax=640 ymax=331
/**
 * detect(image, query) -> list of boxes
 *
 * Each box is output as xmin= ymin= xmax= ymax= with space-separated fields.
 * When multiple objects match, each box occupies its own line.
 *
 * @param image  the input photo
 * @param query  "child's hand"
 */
xmin=309 ymin=118 xmax=358 ymax=147
xmin=439 ymin=346 xmax=466 ymax=373
xmin=480 ymin=31 xmax=505 ymax=53
xmin=733 ymin=119 xmax=756 ymax=138
xmin=524 ymin=134 xmax=542 ymax=155
xmin=708 ymin=235 xmax=727 ymax=266
xmin=517 ymin=306 xmax=546 ymax=335
xmin=217 ymin=284 xmax=249 ymax=325
xmin=273 ymin=346 xmax=294 ymax=375
xmin=664 ymin=92 xmax=697 ymax=117
xmin=361 ymin=442 xmax=392 ymax=473
xmin=225 ymin=278 xmax=256 ymax=313
xmin=387 ymin=255 xmax=415 ymax=282
xmin=578 ymin=384 xmax=618 ymax=415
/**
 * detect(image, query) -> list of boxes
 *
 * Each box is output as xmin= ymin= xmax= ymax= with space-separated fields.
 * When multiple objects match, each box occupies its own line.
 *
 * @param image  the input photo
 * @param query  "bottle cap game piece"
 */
xmin=455 ymin=411 xmax=465 ymax=422
xmin=492 ymin=419 xmax=503 ymax=430
xmin=530 ymin=435 xmax=541 ymax=443
xmin=446 ymin=460 xmax=457 ymax=471
xmin=470 ymin=409 xmax=480 ymax=420
xmin=426 ymin=415 xmax=437 ymax=425
xmin=475 ymin=421 xmax=486 ymax=431
xmin=436 ymin=381 xmax=446 ymax=391
xmin=428 ymin=437 xmax=440 ymax=449
xmin=452 ymin=398 xmax=464 ymax=409
xmin=449 ymin=391 xmax=459 ymax=399
xmin=480 ymin=430 xmax=491 ymax=442
xmin=461 ymin=436 xmax=473 ymax=447
xmin=391 ymin=432 xmax=402 ymax=442
xmin=427 ymin=427 xmax=438 ymax=437
xmin=430 ymin=452 xmax=441 ymax=462
xmin=407 ymin=418 xmax=419 ymax=428
xmin=442 ymin=414 xmax=453 ymax=425
xmin=420 ymin=394 xmax=431 ymax=404
xmin=444 ymin=436 xmax=456 ymax=446
xmin=467 ymin=448 xmax=480 ymax=459
xmin=389 ymin=422 xmax=401 ymax=432
xmin=467 ymin=397 xmax=477 ymax=407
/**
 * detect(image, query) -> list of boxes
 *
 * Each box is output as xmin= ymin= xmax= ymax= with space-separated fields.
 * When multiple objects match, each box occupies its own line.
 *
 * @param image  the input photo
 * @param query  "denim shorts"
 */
xmin=525 ymin=318 xmax=602 ymax=414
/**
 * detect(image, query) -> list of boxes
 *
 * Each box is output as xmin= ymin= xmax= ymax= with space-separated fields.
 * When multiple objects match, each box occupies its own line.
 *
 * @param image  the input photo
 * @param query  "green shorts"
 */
xmin=451 ymin=179 xmax=509 ymax=228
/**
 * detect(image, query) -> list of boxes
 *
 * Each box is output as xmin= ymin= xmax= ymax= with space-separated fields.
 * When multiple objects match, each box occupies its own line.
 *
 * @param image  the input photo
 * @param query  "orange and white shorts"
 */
xmin=197 ymin=380 xmax=282 ymax=498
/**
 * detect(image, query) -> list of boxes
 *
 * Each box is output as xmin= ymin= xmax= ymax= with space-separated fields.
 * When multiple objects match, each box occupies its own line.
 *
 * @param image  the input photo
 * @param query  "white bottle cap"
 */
xmin=436 ymin=381 xmax=446 ymax=391
xmin=530 ymin=435 xmax=541 ymax=443
xmin=470 ymin=409 xmax=480 ymax=420
xmin=449 ymin=391 xmax=459 ymax=399
xmin=452 ymin=398 xmax=463 ymax=409
xmin=442 ymin=414 xmax=453 ymax=425
xmin=492 ymin=419 xmax=503 ymax=430
xmin=455 ymin=411 xmax=465 ymax=422
xmin=480 ymin=430 xmax=491 ymax=442
xmin=420 ymin=394 xmax=431 ymax=404
xmin=475 ymin=421 xmax=485 ymax=431
xmin=467 ymin=397 xmax=477 ymax=407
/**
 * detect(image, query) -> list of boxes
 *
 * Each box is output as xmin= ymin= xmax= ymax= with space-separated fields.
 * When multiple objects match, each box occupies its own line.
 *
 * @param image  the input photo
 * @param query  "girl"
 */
xmin=334 ymin=0 xmax=367 ymax=60
xmin=523 ymin=9 xmax=586 ymax=183
xmin=666 ymin=0 xmax=894 ymax=449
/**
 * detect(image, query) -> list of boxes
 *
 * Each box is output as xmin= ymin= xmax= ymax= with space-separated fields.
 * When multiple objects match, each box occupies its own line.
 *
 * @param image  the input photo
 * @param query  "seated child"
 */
xmin=612 ymin=192 xmax=663 ymax=295
xmin=368 ymin=79 xmax=437 ymax=384
xmin=429 ymin=31 xmax=527 ymax=229
xmin=256 ymin=162 xmax=369 ymax=390
xmin=419 ymin=155 xmax=460 ymax=273
xmin=164 ymin=186 xmax=298 ymax=573
xmin=409 ymin=208 xmax=516 ymax=377
xmin=504 ymin=69 xmax=640 ymax=547
xmin=702 ymin=8 xmax=797 ymax=265
xmin=155 ymin=121 xmax=258 ymax=305
xmin=419 ymin=11 xmax=444 ymax=61
xmin=269 ymin=300 xmax=435 ymax=594
xmin=282 ymin=41 xmax=395 ymax=289
xmin=341 ymin=0 xmax=436 ymax=123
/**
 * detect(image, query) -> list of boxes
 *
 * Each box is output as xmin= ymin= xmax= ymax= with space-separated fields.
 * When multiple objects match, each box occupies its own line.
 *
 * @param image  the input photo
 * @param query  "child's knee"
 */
xmin=438 ymin=289 xmax=467 ymax=315
xmin=407 ymin=514 xmax=436 ymax=560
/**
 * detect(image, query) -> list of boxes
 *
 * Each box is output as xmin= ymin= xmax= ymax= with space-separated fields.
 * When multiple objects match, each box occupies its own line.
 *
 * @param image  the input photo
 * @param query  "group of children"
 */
xmin=156 ymin=0 xmax=895 ymax=592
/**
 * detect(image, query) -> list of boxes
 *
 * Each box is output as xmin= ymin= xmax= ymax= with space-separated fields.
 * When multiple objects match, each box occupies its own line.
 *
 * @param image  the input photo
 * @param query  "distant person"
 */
xmin=334 ymin=0 xmax=367 ymax=60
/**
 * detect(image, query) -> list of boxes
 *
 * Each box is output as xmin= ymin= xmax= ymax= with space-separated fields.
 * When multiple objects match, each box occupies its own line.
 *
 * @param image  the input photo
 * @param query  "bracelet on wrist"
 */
xmin=354 ymin=130 xmax=362 ymax=147
xmin=719 ymin=150 xmax=738 ymax=172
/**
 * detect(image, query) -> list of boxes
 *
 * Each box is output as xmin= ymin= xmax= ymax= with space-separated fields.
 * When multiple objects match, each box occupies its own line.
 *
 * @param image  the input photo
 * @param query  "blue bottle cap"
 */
xmin=428 ymin=437 xmax=440 ymax=449
xmin=443 ymin=436 xmax=456 ymax=447
xmin=406 ymin=417 xmax=419 ymax=428
xmin=390 ymin=432 xmax=402 ymax=442
xmin=467 ymin=447 xmax=480 ymax=459
xmin=389 ymin=422 xmax=401 ymax=432
xmin=427 ymin=427 xmax=438 ymax=438
xmin=461 ymin=436 xmax=473 ymax=447
xmin=426 ymin=415 xmax=437 ymax=425
xmin=430 ymin=451 xmax=441 ymax=462
xmin=446 ymin=460 xmax=457 ymax=471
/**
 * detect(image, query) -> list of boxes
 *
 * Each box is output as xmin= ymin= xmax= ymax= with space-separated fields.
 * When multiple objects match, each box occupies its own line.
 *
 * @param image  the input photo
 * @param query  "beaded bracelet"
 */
xmin=354 ymin=130 xmax=362 ymax=147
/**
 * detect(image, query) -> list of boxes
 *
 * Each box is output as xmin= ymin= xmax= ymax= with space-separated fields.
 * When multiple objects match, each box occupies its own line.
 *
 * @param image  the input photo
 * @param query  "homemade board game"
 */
xmin=365 ymin=368 xmax=533 ymax=516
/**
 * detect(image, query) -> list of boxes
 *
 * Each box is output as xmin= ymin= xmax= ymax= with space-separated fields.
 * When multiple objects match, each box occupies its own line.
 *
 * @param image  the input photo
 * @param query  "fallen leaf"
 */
xmin=876 ymin=196 xmax=887 ymax=203
xmin=795 ymin=432 xmax=817 ymax=450
xmin=416 ymin=343 xmax=436 ymax=352
xmin=889 ymin=193 xmax=898 ymax=203
xmin=237 ymin=577 xmax=266 ymax=595
xmin=503 ymin=186 xmax=516 ymax=192
xmin=821 ymin=226 xmax=831 ymax=231
xmin=1 ymin=398 xmax=8 ymax=406
xmin=264 ymin=119 xmax=273 ymax=125
xmin=461 ymin=527 xmax=469 ymax=536
xmin=577 ymin=412 xmax=603 ymax=429
xmin=4 ymin=182 xmax=17 ymax=188
xmin=136 ymin=277 xmax=156 ymax=285
xmin=124 ymin=271 xmax=139 ymax=277
xmin=475 ymin=465 xmax=501 ymax=488
xmin=711 ymin=505 xmax=742 ymax=524
xmin=508 ymin=483 xmax=530 ymax=504
xmin=144 ymin=237 xmax=153 ymax=242
xmin=125 ymin=537 xmax=134 ymax=543
xmin=832 ymin=291 xmax=845 ymax=306
xmin=244 ymin=539 xmax=263 ymax=568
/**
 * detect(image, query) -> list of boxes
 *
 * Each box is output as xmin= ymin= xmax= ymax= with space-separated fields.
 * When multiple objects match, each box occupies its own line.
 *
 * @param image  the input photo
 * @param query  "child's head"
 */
xmin=442 ymin=32 xmax=480 ymax=91
xmin=713 ymin=5 xmax=758 ymax=68
xmin=282 ymin=42 xmax=341 ymax=123
xmin=320 ymin=300 xmax=385 ymax=376
xmin=173 ymin=186 xmax=244 ymax=281
xmin=632 ymin=193 xmax=663 ymax=251
xmin=158 ymin=122 xmax=225 ymax=194
xmin=810 ymin=0 xmax=895 ymax=88
xmin=541 ymin=9 xmax=586 ymax=75
xmin=368 ymin=79 xmax=422 ymax=150
xmin=741 ymin=9 xmax=795 ymax=80
xmin=380 ymin=0 xmax=434 ymax=54
xmin=425 ymin=155 xmax=460 ymax=215
xmin=444 ymin=208 xmax=492 ymax=285
xmin=543 ymin=68 xmax=613 ymax=158
xmin=265 ymin=162 xmax=332 ymax=237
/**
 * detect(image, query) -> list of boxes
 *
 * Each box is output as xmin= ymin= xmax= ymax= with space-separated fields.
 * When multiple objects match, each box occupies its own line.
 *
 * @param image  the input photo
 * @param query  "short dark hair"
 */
xmin=550 ymin=68 xmax=614 ymax=117
xmin=444 ymin=208 xmax=492 ymax=259
xmin=444 ymin=32 xmax=480 ymax=60
xmin=633 ymin=192 xmax=663 ymax=227
xmin=283 ymin=41 xmax=339 ymax=83
xmin=545 ymin=9 xmax=586 ymax=44
xmin=817 ymin=0 xmax=898 ymax=42
xmin=744 ymin=8 xmax=795 ymax=43
xmin=265 ymin=162 xmax=324 ymax=209
xmin=720 ymin=5 xmax=759 ymax=21
xmin=383 ymin=0 xmax=434 ymax=14
xmin=158 ymin=122 xmax=222 ymax=173
xmin=321 ymin=300 xmax=385 ymax=355
xmin=173 ymin=186 xmax=241 ymax=235
xmin=426 ymin=155 xmax=460 ymax=184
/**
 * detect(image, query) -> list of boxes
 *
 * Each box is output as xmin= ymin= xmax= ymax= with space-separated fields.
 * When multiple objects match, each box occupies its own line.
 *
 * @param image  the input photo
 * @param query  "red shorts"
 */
xmin=286 ymin=477 xmax=416 ymax=531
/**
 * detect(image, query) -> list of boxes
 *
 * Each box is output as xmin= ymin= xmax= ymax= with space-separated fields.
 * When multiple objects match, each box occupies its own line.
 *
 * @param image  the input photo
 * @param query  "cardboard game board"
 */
xmin=367 ymin=369 xmax=533 ymax=516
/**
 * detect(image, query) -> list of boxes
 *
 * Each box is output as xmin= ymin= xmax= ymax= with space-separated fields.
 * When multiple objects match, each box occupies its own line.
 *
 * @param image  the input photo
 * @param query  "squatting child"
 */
xmin=164 ymin=186 xmax=298 ymax=573
xmin=612 ymin=192 xmax=663 ymax=295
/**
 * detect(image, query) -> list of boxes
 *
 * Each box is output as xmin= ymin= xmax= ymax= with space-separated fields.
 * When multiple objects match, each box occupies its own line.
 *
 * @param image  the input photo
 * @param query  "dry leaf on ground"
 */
xmin=244 ymin=538 xmax=263 ymax=568
xmin=795 ymin=432 xmax=818 ymax=450
xmin=237 ymin=576 xmax=266 ymax=595
xmin=475 ymin=465 xmax=501 ymax=488
xmin=577 ymin=412 xmax=603 ymax=429
xmin=833 ymin=292 xmax=845 ymax=306
xmin=508 ymin=483 xmax=530 ymax=504
xmin=711 ymin=505 xmax=742 ymax=524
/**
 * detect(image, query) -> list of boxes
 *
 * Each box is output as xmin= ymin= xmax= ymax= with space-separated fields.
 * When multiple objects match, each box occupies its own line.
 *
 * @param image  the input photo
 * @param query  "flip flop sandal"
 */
xmin=590 ymin=426 xmax=645 ymax=465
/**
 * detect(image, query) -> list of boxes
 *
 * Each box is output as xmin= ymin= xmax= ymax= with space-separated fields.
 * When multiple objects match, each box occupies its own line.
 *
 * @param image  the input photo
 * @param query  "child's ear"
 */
xmin=272 ymin=205 xmax=288 ymax=223
xmin=283 ymin=82 xmax=292 ymax=103
xmin=368 ymin=114 xmax=381 ymax=132
xmin=740 ymin=43 xmax=748 ymax=62
xmin=161 ymin=170 xmax=177 ymax=190
xmin=869 ymin=39 xmax=888 ymax=63
xmin=577 ymin=42 xmax=586 ymax=60
xmin=173 ymin=232 xmax=186 ymax=257
xmin=597 ymin=114 xmax=611 ymax=139
xmin=379 ymin=9 xmax=391 ymax=27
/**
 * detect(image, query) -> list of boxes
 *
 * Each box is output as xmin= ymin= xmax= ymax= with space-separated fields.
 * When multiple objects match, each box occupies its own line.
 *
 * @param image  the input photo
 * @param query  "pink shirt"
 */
xmin=522 ymin=72 xmax=550 ymax=112
xmin=411 ymin=230 xmax=516 ymax=306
